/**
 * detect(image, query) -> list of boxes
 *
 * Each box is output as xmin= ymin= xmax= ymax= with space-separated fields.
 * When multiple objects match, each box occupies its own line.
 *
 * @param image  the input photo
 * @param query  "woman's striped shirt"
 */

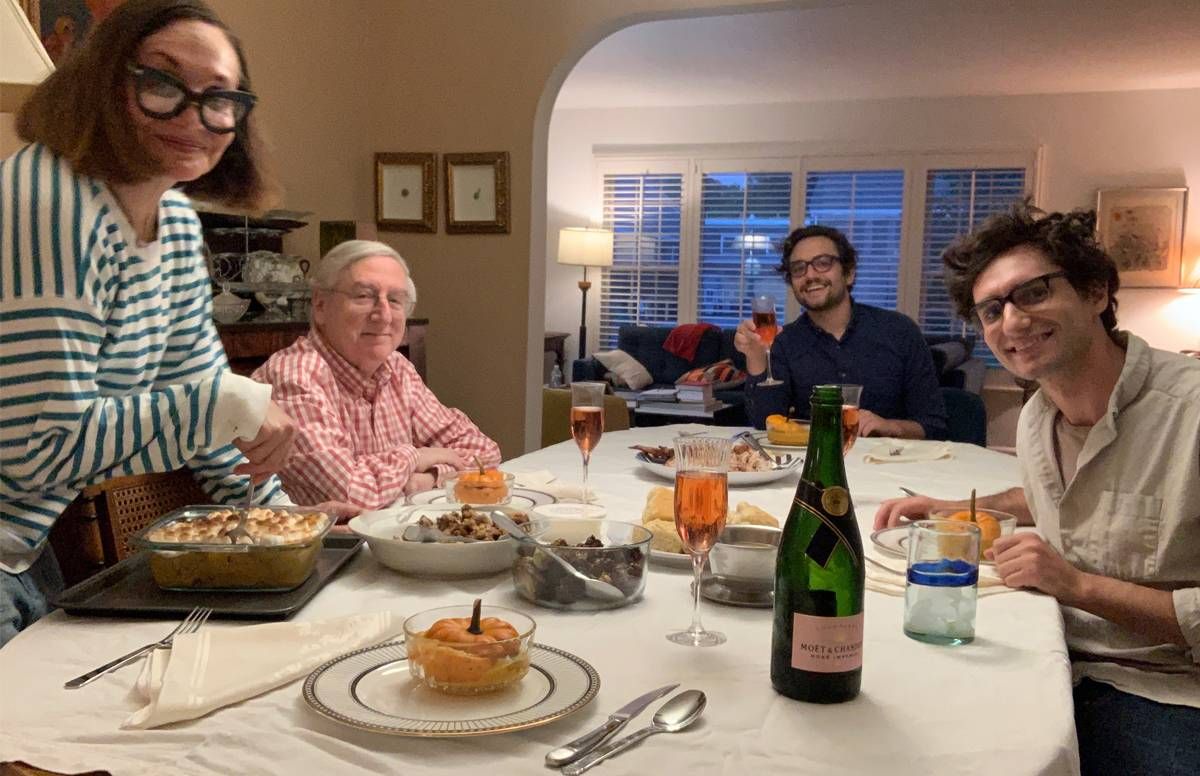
xmin=0 ymin=143 xmax=281 ymax=570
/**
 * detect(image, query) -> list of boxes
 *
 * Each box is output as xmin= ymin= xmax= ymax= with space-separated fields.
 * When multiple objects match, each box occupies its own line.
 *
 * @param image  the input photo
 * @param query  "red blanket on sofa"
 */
xmin=663 ymin=323 xmax=718 ymax=362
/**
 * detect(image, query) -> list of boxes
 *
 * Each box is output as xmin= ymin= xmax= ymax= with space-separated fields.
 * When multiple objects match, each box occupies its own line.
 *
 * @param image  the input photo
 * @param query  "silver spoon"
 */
xmin=226 ymin=477 xmax=254 ymax=544
xmin=562 ymin=690 xmax=707 ymax=776
xmin=487 ymin=510 xmax=626 ymax=603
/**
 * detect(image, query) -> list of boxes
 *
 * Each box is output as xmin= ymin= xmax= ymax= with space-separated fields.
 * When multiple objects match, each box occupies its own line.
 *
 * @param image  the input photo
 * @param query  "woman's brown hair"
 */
xmin=16 ymin=0 xmax=276 ymax=210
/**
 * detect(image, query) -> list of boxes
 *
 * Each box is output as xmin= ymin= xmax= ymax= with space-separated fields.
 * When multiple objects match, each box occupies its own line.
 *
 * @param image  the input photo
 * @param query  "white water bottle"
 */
xmin=549 ymin=363 xmax=564 ymax=387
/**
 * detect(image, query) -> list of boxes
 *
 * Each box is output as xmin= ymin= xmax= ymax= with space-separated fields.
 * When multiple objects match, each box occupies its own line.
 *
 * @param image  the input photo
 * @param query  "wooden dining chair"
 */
xmin=49 ymin=470 xmax=209 ymax=586
xmin=541 ymin=387 xmax=631 ymax=448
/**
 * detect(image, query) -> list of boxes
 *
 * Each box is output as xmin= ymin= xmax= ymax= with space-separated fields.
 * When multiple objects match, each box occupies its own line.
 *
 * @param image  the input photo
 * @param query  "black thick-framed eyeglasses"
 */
xmin=786 ymin=253 xmax=839 ymax=277
xmin=971 ymin=271 xmax=1068 ymax=327
xmin=127 ymin=63 xmax=256 ymax=134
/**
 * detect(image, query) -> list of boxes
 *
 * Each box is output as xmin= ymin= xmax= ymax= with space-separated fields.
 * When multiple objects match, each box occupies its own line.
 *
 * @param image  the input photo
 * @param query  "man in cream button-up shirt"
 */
xmin=874 ymin=201 xmax=1200 ymax=776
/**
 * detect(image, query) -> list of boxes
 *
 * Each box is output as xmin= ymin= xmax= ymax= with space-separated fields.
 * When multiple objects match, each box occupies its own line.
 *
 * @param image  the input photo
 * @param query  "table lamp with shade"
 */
xmin=1182 ymin=256 xmax=1200 ymax=294
xmin=558 ymin=227 xmax=614 ymax=360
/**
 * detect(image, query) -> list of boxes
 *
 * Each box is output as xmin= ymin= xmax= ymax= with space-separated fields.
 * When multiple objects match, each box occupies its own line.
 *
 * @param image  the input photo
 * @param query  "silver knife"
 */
xmin=544 ymin=683 xmax=679 ymax=768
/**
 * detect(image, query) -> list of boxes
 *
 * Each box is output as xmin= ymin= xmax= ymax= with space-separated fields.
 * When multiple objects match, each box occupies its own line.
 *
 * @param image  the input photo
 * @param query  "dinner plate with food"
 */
xmin=303 ymin=600 xmax=599 ymax=737
xmin=752 ymin=415 xmax=813 ymax=449
xmin=349 ymin=504 xmax=539 ymax=577
xmin=870 ymin=508 xmax=1017 ymax=566
xmin=636 ymin=486 xmax=782 ymax=567
xmin=631 ymin=443 xmax=801 ymax=487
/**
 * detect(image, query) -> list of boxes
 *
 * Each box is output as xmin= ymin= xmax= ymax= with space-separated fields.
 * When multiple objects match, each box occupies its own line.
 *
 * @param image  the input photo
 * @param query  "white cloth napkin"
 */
xmin=862 ymin=439 xmax=953 ymax=464
xmin=510 ymin=469 xmax=595 ymax=503
xmin=123 ymin=611 xmax=402 ymax=730
xmin=865 ymin=549 xmax=1014 ymax=598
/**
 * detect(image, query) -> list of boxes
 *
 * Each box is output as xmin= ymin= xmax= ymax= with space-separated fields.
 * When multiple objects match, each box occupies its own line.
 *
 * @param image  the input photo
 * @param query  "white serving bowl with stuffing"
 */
xmin=349 ymin=504 xmax=539 ymax=577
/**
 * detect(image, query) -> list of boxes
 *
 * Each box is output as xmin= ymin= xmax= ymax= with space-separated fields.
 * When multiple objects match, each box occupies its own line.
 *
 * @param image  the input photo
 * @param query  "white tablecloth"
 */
xmin=0 ymin=426 xmax=1079 ymax=775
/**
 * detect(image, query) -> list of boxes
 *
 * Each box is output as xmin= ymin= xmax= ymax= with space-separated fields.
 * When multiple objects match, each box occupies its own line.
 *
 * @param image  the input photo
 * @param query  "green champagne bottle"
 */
xmin=770 ymin=384 xmax=864 ymax=703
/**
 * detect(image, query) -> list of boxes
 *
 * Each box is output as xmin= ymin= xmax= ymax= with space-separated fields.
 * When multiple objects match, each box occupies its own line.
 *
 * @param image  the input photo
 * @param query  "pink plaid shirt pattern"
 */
xmin=253 ymin=331 xmax=501 ymax=509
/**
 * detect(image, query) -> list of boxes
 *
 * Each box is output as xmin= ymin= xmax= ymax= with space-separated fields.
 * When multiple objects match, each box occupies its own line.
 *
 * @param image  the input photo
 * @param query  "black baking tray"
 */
xmin=53 ymin=535 xmax=363 ymax=620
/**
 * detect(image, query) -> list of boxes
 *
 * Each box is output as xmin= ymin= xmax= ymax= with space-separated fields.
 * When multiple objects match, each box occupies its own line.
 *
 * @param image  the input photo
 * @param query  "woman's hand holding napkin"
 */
xmin=123 ymin=611 xmax=402 ymax=730
xmin=862 ymin=440 xmax=953 ymax=464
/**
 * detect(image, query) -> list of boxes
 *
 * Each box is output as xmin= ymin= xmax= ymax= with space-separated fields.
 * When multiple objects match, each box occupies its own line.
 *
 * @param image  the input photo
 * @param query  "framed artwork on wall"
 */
xmin=375 ymin=153 xmax=437 ymax=233
xmin=444 ymin=151 xmax=510 ymax=234
xmin=33 ymin=0 xmax=128 ymax=65
xmin=1095 ymin=187 xmax=1187 ymax=288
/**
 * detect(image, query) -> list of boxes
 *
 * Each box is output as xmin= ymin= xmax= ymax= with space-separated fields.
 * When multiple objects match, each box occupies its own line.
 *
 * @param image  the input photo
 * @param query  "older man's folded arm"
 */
xmin=408 ymin=379 xmax=501 ymax=470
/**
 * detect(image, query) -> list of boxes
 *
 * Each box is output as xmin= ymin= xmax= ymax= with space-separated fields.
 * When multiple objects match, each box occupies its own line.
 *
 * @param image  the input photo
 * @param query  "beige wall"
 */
xmin=207 ymin=0 xmax=803 ymax=456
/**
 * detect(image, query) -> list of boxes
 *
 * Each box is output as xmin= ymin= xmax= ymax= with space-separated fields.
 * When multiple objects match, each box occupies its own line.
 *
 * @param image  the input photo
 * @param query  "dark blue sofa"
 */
xmin=572 ymin=325 xmax=750 ymax=423
xmin=573 ymin=324 xmax=986 ymax=439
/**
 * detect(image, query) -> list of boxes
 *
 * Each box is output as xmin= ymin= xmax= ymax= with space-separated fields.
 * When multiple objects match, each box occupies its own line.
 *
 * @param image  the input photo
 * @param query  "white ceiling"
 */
xmin=555 ymin=0 xmax=1200 ymax=110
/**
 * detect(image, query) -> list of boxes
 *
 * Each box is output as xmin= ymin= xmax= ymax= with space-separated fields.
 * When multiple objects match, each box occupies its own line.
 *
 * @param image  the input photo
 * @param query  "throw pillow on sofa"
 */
xmin=675 ymin=358 xmax=747 ymax=391
xmin=593 ymin=349 xmax=654 ymax=390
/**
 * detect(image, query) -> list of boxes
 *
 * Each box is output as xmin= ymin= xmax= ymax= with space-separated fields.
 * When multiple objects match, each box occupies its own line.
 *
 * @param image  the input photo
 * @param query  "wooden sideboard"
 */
xmin=216 ymin=318 xmax=429 ymax=380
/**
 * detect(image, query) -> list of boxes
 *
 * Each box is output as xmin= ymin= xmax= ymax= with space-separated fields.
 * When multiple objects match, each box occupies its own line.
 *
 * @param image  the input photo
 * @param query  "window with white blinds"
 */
xmin=802 ymin=170 xmax=904 ymax=310
xmin=919 ymin=168 xmax=1028 ymax=365
xmin=599 ymin=173 xmax=684 ymax=349
xmin=696 ymin=172 xmax=793 ymax=327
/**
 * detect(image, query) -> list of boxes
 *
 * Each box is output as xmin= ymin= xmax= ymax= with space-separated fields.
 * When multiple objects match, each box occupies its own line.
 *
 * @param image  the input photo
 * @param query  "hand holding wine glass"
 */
xmin=669 ymin=435 xmax=732 ymax=647
xmin=570 ymin=382 xmax=606 ymax=509
xmin=751 ymin=294 xmax=782 ymax=387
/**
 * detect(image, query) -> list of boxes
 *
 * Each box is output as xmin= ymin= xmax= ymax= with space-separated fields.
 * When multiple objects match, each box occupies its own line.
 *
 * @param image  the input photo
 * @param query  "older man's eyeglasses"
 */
xmin=330 ymin=287 xmax=410 ymax=314
xmin=787 ymin=254 xmax=839 ymax=277
xmin=127 ymin=63 xmax=256 ymax=134
xmin=971 ymin=271 xmax=1067 ymax=327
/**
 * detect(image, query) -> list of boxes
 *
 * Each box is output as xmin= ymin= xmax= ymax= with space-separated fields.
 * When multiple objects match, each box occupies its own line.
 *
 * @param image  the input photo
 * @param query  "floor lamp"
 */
xmin=558 ymin=227 xmax=614 ymax=360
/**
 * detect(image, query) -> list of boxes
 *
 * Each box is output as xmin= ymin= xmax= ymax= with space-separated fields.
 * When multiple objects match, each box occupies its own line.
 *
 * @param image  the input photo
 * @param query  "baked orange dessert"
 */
xmin=765 ymin=414 xmax=810 ymax=446
xmin=405 ymin=600 xmax=534 ymax=694
xmin=449 ymin=464 xmax=513 ymax=505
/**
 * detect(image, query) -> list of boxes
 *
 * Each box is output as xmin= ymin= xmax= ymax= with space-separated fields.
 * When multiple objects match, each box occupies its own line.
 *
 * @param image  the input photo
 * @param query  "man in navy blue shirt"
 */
xmin=736 ymin=225 xmax=948 ymax=439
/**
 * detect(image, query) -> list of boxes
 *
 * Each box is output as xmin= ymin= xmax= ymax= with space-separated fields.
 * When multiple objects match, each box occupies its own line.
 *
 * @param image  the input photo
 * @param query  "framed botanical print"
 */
xmin=1095 ymin=187 xmax=1187 ymax=288
xmin=444 ymin=151 xmax=510 ymax=234
xmin=375 ymin=153 xmax=437 ymax=233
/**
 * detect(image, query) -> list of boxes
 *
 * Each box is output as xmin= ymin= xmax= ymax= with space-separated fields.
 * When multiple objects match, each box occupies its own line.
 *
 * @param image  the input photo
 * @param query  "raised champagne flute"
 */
xmin=669 ymin=435 xmax=732 ymax=647
xmin=570 ymin=382 xmax=606 ymax=514
xmin=752 ymin=294 xmax=782 ymax=387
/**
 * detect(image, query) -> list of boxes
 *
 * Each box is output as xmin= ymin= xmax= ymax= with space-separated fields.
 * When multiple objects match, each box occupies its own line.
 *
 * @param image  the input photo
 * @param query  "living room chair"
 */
xmin=49 ymin=469 xmax=209 ymax=586
xmin=541 ymin=387 xmax=631 ymax=448
xmin=941 ymin=387 xmax=988 ymax=447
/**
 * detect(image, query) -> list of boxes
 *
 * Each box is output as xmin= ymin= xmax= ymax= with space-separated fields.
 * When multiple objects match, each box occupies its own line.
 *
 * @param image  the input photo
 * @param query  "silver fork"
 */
xmin=64 ymin=606 xmax=213 ymax=689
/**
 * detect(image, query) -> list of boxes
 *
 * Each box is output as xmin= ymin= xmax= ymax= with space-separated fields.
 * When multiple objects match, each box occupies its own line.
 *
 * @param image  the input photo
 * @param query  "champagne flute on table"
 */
xmin=570 ymin=382 xmax=606 ymax=513
xmin=752 ymin=294 xmax=782 ymax=387
xmin=669 ymin=435 xmax=732 ymax=647
xmin=838 ymin=384 xmax=863 ymax=456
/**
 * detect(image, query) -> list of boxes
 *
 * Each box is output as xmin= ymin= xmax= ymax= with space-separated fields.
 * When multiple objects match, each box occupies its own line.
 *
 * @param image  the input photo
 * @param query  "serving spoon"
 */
xmin=487 ymin=510 xmax=626 ymax=603
xmin=563 ymin=690 xmax=707 ymax=775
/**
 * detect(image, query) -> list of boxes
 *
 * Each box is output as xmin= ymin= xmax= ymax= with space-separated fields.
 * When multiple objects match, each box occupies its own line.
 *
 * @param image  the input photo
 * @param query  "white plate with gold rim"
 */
xmin=408 ymin=487 xmax=556 ymax=510
xmin=302 ymin=640 xmax=599 ymax=737
xmin=650 ymin=548 xmax=694 ymax=569
xmin=634 ymin=452 xmax=802 ymax=487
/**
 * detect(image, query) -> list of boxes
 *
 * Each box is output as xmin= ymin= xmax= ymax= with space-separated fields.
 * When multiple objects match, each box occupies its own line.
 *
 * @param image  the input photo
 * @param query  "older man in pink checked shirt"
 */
xmin=253 ymin=240 xmax=501 ymax=510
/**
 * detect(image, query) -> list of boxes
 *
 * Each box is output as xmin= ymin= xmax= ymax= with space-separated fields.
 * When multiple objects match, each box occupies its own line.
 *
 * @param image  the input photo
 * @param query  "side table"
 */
xmin=632 ymin=400 xmax=741 ymax=428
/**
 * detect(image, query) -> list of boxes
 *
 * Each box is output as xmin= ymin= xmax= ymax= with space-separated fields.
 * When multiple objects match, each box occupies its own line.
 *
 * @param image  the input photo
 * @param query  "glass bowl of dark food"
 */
xmin=511 ymin=518 xmax=651 ymax=611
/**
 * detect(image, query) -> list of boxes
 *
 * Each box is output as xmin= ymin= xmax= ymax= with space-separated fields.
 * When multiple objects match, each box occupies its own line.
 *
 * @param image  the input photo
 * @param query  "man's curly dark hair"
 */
xmin=777 ymin=224 xmax=858 ymax=281
xmin=942 ymin=198 xmax=1120 ymax=333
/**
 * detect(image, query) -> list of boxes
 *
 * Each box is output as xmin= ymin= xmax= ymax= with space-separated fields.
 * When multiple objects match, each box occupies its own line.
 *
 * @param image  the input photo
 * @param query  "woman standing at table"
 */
xmin=0 ymin=0 xmax=299 ymax=646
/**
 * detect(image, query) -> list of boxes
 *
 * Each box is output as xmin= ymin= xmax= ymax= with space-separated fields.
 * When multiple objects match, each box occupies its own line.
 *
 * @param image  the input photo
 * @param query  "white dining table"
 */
xmin=0 ymin=425 xmax=1079 ymax=775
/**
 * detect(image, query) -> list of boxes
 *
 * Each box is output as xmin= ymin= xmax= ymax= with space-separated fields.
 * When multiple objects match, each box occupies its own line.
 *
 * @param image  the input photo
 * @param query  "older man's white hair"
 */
xmin=310 ymin=239 xmax=417 ymax=316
